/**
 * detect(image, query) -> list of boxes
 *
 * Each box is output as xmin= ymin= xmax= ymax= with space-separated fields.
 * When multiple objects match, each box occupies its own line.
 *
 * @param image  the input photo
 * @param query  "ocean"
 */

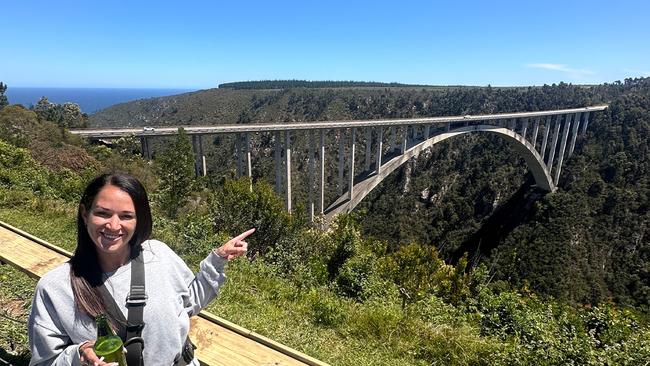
xmin=5 ymin=87 xmax=195 ymax=114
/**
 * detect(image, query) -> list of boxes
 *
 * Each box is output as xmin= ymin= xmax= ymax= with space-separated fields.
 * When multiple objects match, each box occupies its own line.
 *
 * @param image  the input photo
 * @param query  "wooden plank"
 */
xmin=0 ymin=225 xmax=69 ymax=279
xmin=0 ymin=221 xmax=328 ymax=366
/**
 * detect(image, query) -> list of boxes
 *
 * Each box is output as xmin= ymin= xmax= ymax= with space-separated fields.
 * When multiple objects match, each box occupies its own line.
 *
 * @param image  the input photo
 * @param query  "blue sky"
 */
xmin=2 ymin=0 xmax=648 ymax=89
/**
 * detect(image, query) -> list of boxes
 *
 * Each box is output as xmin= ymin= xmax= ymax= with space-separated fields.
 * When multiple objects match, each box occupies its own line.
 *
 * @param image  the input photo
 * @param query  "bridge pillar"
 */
xmin=424 ymin=125 xmax=430 ymax=140
xmin=349 ymin=128 xmax=356 ymax=201
xmin=390 ymin=126 xmax=397 ymax=152
xmin=376 ymin=127 xmax=383 ymax=174
xmin=509 ymin=118 xmax=517 ymax=131
xmin=200 ymin=135 xmax=206 ymax=176
xmin=554 ymin=114 xmax=573 ymax=185
xmin=540 ymin=116 xmax=552 ymax=160
xmin=531 ymin=117 xmax=540 ymax=148
xmin=192 ymin=134 xmax=205 ymax=177
xmin=140 ymin=137 xmax=151 ymax=160
xmin=446 ymin=122 xmax=451 ymax=131
xmin=235 ymin=133 xmax=242 ymax=178
xmin=568 ymin=112 xmax=581 ymax=157
xmin=401 ymin=126 xmax=408 ymax=153
xmin=285 ymin=130 xmax=292 ymax=213
xmin=308 ymin=130 xmax=315 ymax=221
xmin=274 ymin=132 xmax=282 ymax=195
xmin=364 ymin=127 xmax=372 ymax=171
xmin=338 ymin=130 xmax=344 ymax=196
xmin=245 ymin=132 xmax=252 ymax=179
xmin=547 ymin=115 xmax=562 ymax=169
xmin=580 ymin=112 xmax=591 ymax=136
xmin=521 ymin=118 xmax=529 ymax=139
xmin=319 ymin=129 xmax=325 ymax=215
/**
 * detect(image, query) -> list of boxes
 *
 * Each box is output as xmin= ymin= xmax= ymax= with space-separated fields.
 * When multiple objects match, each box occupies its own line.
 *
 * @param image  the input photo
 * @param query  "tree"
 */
xmin=0 ymin=82 xmax=8 ymax=110
xmin=32 ymin=97 xmax=87 ymax=128
xmin=156 ymin=128 xmax=196 ymax=218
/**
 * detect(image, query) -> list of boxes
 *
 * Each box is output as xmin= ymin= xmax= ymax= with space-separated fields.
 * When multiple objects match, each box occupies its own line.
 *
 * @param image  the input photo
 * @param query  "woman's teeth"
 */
xmin=102 ymin=232 xmax=121 ymax=240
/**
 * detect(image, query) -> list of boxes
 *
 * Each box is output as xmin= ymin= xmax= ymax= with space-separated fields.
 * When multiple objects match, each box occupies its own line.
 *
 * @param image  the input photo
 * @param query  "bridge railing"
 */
xmin=70 ymin=105 xmax=607 ymax=137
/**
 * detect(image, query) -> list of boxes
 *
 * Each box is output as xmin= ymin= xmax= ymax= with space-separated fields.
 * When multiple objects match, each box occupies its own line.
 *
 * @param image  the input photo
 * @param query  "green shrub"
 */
xmin=335 ymin=250 xmax=391 ymax=300
xmin=0 ymin=140 xmax=53 ymax=196
xmin=210 ymin=178 xmax=295 ymax=256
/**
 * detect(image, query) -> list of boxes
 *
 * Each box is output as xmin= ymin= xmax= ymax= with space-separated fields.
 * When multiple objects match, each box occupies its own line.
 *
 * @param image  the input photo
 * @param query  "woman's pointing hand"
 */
xmin=214 ymin=228 xmax=255 ymax=260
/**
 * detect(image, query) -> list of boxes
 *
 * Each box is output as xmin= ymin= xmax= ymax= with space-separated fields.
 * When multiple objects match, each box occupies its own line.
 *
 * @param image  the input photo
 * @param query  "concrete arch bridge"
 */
xmin=70 ymin=105 xmax=607 ymax=223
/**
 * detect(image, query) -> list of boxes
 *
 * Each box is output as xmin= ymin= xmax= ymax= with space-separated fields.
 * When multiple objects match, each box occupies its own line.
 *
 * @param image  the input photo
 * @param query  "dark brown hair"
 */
xmin=69 ymin=173 xmax=152 ymax=321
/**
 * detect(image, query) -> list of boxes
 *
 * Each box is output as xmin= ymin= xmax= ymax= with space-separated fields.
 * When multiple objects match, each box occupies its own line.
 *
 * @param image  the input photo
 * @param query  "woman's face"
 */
xmin=82 ymin=184 xmax=137 ymax=261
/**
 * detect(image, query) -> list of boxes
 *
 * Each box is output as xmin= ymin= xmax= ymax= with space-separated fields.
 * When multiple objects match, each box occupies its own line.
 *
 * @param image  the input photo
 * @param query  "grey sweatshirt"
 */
xmin=28 ymin=239 xmax=227 ymax=366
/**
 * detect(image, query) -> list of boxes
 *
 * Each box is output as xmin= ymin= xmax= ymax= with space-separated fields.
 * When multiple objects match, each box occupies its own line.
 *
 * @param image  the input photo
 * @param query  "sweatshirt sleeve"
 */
xmin=28 ymin=324 xmax=82 ymax=366
xmin=153 ymin=241 xmax=228 ymax=317
xmin=28 ymin=281 xmax=83 ymax=366
xmin=181 ymin=251 xmax=228 ymax=317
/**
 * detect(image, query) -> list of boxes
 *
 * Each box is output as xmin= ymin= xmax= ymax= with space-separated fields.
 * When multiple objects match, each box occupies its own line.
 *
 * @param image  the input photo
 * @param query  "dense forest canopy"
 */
xmin=218 ymin=80 xmax=437 ymax=89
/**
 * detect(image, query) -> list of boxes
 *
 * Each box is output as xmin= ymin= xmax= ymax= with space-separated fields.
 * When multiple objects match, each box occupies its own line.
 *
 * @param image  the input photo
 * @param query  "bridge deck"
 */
xmin=69 ymin=105 xmax=609 ymax=138
xmin=0 ymin=221 xmax=327 ymax=366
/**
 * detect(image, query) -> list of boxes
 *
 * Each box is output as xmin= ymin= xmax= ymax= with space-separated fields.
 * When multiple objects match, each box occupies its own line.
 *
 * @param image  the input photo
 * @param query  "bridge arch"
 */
xmin=324 ymin=125 xmax=554 ymax=220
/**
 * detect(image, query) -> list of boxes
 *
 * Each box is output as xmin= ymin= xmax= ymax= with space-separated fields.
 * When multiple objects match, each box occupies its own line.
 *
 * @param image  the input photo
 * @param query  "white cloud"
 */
xmin=526 ymin=63 xmax=594 ymax=76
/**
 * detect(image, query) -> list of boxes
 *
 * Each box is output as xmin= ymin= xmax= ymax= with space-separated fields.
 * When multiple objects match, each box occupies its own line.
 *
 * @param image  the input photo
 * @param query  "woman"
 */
xmin=28 ymin=173 xmax=253 ymax=366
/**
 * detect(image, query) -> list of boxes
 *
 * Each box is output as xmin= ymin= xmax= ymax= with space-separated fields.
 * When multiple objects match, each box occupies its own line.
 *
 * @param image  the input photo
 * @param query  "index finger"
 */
xmin=233 ymin=228 xmax=256 ymax=241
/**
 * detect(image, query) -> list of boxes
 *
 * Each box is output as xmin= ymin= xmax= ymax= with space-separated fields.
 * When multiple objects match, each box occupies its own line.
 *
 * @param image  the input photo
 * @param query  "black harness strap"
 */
xmin=125 ymin=254 xmax=146 ymax=366
xmin=97 ymin=252 xmax=146 ymax=366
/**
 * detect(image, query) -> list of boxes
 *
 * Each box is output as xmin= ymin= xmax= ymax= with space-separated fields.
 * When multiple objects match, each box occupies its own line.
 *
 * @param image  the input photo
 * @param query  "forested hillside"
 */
xmin=89 ymin=78 xmax=649 ymax=306
xmin=1 ymin=79 xmax=649 ymax=365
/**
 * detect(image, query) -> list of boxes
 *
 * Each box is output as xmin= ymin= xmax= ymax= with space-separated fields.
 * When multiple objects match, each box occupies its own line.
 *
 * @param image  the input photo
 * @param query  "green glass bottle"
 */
xmin=93 ymin=314 xmax=127 ymax=366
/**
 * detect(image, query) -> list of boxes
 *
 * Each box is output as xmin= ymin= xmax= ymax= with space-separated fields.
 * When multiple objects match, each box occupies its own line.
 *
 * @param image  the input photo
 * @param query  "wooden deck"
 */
xmin=0 ymin=221 xmax=328 ymax=366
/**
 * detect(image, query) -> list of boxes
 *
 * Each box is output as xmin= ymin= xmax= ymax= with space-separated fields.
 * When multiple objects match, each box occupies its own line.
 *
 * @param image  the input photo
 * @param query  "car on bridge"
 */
xmin=143 ymin=127 xmax=155 ymax=132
